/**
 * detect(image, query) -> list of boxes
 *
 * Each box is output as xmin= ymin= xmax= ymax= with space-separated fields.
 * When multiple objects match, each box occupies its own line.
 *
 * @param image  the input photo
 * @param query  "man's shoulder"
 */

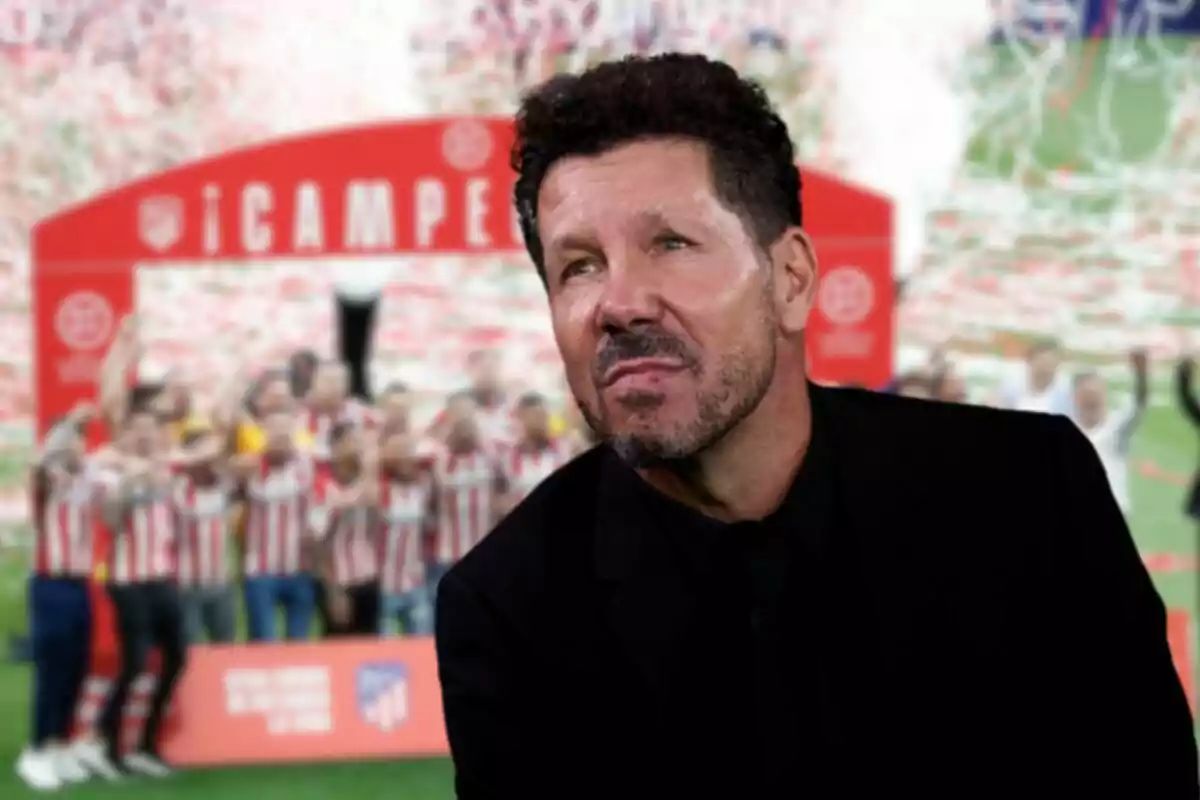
xmin=830 ymin=385 xmax=1065 ymax=446
xmin=447 ymin=445 xmax=606 ymax=594
xmin=824 ymin=386 xmax=1078 ymax=491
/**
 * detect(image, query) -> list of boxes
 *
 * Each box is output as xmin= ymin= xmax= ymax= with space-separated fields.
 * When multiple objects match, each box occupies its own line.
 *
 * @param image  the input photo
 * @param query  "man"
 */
xmin=310 ymin=422 xmax=380 ymax=637
xmin=301 ymin=360 xmax=378 ymax=461
xmin=1072 ymin=349 xmax=1149 ymax=516
xmin=1001 ymin=338 xmax=1073 ymax=414
xmin=235 ymin=410 xmax=318 ymax=642
xmin=80 ymin=409 xmax=187 ymax=780
xmin=287 ymin=349 xmax=320 ymax=400
xmin=434 ymin=55 xmax=1196 ymax=798
xmin=377 ymin=381 xmax=413 ymax=432
xmin=1175 ymin=350 xmax=1200 ymax=499
xmin=427 ymin=393 xmax=503 ymax=610
xmin=496 ymin=393 xmax=572 ymax=514
xmin=17 ymin=407 xmax=97 ymax=791
xmin=428 ymin=351 xmax=515 ymax=443
xmin=171 ymin=426 xmax=237 ymax=644
xmin=222 ymin=368 xmax=313 ymax=456
xmin=464 ymin=349 xmax=512 ymax=440
xmin=376 ymin=425 xmax=434 ymax=637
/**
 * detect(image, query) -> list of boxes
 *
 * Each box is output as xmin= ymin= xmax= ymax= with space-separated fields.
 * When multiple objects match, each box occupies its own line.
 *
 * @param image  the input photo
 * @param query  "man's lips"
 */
xmin=601 ymin=358 xmax=687 ymax=388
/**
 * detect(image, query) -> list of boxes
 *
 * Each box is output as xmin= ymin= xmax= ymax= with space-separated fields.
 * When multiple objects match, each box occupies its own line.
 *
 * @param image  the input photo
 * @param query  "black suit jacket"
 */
xmin=436 ymin=386 xmax=1197 ymax=799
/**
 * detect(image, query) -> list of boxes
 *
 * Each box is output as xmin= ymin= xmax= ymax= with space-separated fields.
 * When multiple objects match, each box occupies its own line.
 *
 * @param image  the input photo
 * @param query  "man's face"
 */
xmin=469 ymin=353 xmax=503 ymax=395
xmin=126 ymin=413 xmax=159 ymax=457
xmin=257 ymin=378 xmax=292 ymax=417
xmin=312 ymin=363 xmax=348 ymax=403
xmin=1074 ymin=375 xmax=1106 ymax=420
xmin=1028 ymin=348 xmax=1060 ymax=385
xmin=380 ymin=390 xmax=411 ymax=425
xmin=537 ymin=139 xmax=812 ymax=466
xmin=263 ymin=412 xmax=295 ymax=454
xmin=518 ymin=403 xmax=549 ymax=440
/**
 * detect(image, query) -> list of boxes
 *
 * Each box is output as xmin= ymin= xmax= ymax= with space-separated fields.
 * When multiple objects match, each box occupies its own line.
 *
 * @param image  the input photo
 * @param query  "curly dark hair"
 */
xmin=512 ymin=53 xmax=802 ymax=282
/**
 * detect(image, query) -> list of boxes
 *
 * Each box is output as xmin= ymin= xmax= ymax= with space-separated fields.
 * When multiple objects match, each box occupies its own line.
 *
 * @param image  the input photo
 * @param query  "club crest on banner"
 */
xmin=441 ymin=119 xmax=494 ymax=172
xmin=137 ymin=195 xmax=185 ymax=253
xmin=817 ymin=266 xmax=876 ymax=326
xmin=54 ymin=291 xmax=114 ymax=351
xmin=355 ymin=661 xmax=410 ymax=732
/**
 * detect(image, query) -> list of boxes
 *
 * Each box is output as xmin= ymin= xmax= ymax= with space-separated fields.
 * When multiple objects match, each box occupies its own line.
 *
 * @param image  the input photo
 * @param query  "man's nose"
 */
xmin=596 ymin=254 xmax=662 ymax=330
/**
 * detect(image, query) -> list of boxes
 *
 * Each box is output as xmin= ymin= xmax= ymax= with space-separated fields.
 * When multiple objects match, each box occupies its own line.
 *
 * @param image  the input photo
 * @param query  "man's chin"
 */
xmin=607 ymin=429 xmax=696 ymax=468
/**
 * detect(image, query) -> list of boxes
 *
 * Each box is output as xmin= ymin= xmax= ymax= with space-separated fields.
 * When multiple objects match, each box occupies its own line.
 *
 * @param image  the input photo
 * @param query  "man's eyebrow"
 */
xmin=545 ymin=231 xmax=599 ymax=256
xmin=632 ymin=209 xmax=674 ymax=229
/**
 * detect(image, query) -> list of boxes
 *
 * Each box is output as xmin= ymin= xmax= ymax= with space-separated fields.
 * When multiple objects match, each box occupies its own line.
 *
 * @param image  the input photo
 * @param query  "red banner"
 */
xmin=803 ymin=173 xmax=894 ymax=389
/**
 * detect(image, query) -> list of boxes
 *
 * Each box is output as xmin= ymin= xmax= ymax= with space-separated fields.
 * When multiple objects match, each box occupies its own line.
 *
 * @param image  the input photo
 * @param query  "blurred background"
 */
xmin=3 ymin=0 xmax=1200 ymax=796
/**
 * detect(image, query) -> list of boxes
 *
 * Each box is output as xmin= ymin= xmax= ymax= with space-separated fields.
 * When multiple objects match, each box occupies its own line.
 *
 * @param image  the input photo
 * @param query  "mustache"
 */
xmin=594 ymin=326 xmax=695 ymax=379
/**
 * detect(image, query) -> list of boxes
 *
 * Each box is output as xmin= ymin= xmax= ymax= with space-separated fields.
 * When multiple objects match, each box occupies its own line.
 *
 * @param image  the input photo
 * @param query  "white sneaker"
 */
xmin=49 ymin=743 xmax=89 ymax=783
xmin=123 ymin=751 xmax=173 ymax=778
xmin=16 ymin=748 xmax=62 ymax=792
xmin=71 ymin=740 xmax=124 ymax=781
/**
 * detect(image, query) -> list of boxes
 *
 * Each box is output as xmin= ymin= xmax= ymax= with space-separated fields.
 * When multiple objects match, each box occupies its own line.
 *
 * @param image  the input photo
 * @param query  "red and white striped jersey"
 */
xmin=476 ymin=401 xmax=518 ymax=444
xmin=31 ymin=465 xmax=97 ymax=578
xmin=311 ymin=467 xmax=378 ymax=587
xmin=499 ymin=439 xmax=573 ymax=505
xmin=301 ymin=400 xmax=380 ymax=461
xmin=243 ymin=455 xmax=315 ymax=577
xmin=102 ymin=473 xmax=176 ymax=585
xmin=377 ymin=476 xmax=432 ymax=595
xmin=172 ymin=473 xmax=235 ymax=587
xmin=429 ymin=447 xmax=502 ymax=564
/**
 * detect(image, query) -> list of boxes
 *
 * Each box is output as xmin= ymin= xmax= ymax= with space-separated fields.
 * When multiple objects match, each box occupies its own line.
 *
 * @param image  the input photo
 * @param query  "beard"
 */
xmin=579 ymin=313 xmax=777 ymax=469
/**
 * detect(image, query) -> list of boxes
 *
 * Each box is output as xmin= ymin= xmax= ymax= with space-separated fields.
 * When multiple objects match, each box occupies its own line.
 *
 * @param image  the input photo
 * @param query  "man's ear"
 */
xmin=770 ymin=227 xmax=818 ymax=334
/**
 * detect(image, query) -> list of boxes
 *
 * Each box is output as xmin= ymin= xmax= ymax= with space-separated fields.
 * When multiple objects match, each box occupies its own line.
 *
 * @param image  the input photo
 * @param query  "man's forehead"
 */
xmin=540 ymin=143 xmax=716 ymax=228
xmin=542 ymin=192 xmax=716 ymax=248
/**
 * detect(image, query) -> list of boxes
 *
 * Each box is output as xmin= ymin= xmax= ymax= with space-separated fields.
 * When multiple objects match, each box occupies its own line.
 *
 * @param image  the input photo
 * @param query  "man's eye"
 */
xmin=560 ymin=259 xmax=595 ymax=282
xmin=654 ymin=234 xmax=691 ymax=252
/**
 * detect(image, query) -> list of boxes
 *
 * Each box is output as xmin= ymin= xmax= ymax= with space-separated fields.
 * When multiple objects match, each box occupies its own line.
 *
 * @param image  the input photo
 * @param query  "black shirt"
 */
xmin=614 ymin=399 xmax=838 ymax=795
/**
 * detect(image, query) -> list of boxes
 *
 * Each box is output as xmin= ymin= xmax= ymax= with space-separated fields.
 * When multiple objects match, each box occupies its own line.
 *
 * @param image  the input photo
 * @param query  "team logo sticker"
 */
xmin=137 ymin=194 xmax=185 ymax=253
xmin=441 ymin=119 xmax=494 ymax=172
xmin=817 ymin=266 xmax=876 ymax=326
xmin=355 ymin=661 xmax=410 ymax=732
xmin=54 ymin=291 xmax=114 ymax=351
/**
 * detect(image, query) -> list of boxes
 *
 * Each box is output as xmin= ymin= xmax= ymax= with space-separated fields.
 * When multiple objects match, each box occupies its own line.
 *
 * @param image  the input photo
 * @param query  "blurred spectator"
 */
xmin=1173 ymin=355 xmax=1200 ymax=521
xmin=287 ymin=350 xmax=320 ymax=400
xmin=1072 ymin=349 xmax=1148 ymax=514
xmin=1000 ymin=338 xmax=1072 ymax=414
